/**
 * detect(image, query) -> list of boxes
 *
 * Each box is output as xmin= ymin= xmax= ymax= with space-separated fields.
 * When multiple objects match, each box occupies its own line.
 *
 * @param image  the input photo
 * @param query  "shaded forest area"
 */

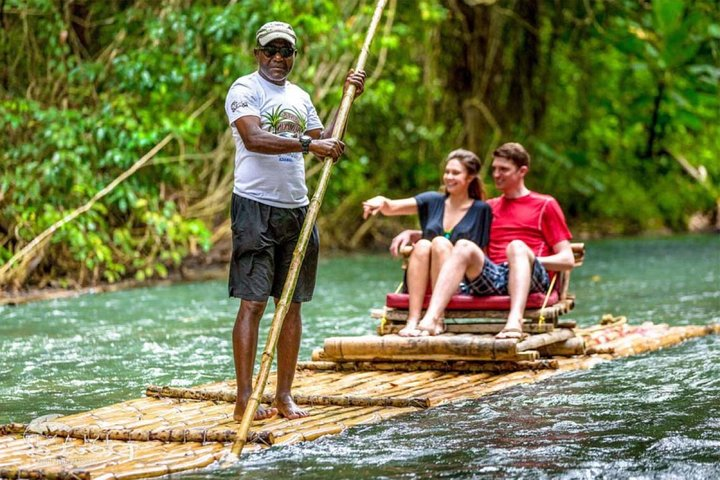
xmin=1 ymin=0 xmax=718 ymax=291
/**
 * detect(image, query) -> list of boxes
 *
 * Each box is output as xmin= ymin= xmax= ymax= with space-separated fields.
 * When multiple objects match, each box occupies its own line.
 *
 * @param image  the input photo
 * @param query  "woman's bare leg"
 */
xmin=399 ymin=239 xmax=431 ymax=337
xmin=415 ymin=240 xmax=485 ymax=336
xmin=430 ymin=236 xmax=453 ymax=290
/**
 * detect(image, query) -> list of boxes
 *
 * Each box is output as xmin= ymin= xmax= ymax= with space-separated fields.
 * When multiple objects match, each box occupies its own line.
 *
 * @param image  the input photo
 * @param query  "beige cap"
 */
xmin=256 ymin=21 xmax=296 ymax=47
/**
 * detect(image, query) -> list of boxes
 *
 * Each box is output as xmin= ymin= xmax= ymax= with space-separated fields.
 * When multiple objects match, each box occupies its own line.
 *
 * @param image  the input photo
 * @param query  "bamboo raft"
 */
xmin=1 ymin=316 xmax=718 ymax=480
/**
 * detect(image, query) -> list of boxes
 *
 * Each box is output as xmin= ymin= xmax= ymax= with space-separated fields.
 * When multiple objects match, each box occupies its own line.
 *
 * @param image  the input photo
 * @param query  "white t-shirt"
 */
xmin=225 ymin=71 xmax=323 ymax=208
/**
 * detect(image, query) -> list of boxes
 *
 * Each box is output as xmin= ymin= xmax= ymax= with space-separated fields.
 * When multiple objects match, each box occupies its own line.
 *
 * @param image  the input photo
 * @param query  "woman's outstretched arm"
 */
xmin=362 ymin=196 xmax=417 ymax=219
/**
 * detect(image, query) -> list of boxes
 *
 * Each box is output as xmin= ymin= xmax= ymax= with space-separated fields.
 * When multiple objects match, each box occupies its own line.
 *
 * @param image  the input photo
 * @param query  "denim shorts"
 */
xmin=465 ymin=259 xmax=549 ymax=296
xmin=229 ymin=194 xmax=319 ymax=302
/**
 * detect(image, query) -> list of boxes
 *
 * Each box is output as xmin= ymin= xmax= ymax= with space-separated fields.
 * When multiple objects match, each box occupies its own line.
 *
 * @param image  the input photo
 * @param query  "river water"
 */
xmin=1 ymin=234 xmax=718 ymax=478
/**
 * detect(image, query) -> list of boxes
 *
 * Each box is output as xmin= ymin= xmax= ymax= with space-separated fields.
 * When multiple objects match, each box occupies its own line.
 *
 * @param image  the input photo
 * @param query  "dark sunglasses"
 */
xmin=258 ymin=46 xmax=296 ymax=58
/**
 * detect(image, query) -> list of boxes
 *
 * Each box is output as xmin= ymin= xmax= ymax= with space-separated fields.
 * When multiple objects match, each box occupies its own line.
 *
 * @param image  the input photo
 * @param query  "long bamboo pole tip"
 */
xmin=219 ymin=451 xmax=240 ymax=467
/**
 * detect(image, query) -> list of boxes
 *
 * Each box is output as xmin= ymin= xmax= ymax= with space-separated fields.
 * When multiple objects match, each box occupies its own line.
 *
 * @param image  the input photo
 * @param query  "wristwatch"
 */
xmin=299 ymin=135 xmax=313 ymax=154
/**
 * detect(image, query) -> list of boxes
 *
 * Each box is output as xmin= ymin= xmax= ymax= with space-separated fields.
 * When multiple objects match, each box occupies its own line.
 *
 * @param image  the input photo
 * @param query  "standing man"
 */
xmin=390 ymin=143 xmax=575 ymax=338
xmin=225 ymin=21 xmax=365 ymax=420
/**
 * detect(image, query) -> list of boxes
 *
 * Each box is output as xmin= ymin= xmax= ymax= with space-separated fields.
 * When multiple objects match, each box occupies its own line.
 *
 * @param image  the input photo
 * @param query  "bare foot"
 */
xmin=273 ymin=394 xmax=308 ymax=420
xmin=398 ymin=318 xmax=420 ymax=337
xmin=415 ymin=316 xmax=445 ymax=336
xmin=234 ymin=393 xmax=278 ymax=422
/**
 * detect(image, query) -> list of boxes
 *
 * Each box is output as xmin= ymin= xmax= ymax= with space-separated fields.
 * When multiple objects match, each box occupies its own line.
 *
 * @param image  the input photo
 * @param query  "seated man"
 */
xmin=390 ymin=142 xmax=575 ymax=338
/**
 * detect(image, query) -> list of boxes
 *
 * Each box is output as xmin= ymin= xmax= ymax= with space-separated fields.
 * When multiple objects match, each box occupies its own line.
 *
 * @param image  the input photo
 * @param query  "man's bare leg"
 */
xmin=273 ymin=300 xmax=308 ymax=419
xmin=233 ymin=299 xmax=278 ymax=421
xmin=415 ymin=240 xmax=485 ymax=336
xmin=496 ymin=240 xmax=534 ymax=339
xmin=399 ymin=240 xmax=431 ymax=337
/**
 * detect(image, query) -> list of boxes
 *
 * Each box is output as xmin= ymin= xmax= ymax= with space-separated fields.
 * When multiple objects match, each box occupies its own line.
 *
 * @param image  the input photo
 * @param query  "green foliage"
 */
xmin=0 ymin=1 xmax=221 ymax=286
xmin=1 ymin=0 xmax=718 ymax=289
xmin=525 ymin=0 xmax=719 ymax=231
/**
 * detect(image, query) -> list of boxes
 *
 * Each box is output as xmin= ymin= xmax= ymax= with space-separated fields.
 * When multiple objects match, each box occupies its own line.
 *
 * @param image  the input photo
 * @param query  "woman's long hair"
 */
xmin=445 ymin=149 xmax=484 ymax=200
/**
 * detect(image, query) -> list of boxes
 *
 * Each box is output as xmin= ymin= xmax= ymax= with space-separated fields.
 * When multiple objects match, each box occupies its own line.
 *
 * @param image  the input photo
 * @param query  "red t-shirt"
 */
xmin=486 ymin=192 xmax=572 ymax=264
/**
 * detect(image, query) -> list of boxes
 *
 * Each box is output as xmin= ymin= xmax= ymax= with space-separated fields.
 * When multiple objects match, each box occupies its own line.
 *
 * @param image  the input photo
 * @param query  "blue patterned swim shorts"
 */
xmin=465 ymin=259 xmax=549 ymax=296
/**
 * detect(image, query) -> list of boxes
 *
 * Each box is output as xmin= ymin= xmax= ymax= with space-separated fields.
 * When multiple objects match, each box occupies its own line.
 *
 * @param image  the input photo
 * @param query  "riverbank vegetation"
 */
xmin=1 ymin=0 xmax=718 ymax=291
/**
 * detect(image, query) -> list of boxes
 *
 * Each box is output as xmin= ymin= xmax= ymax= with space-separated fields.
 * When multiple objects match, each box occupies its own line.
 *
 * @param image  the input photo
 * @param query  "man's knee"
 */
xmin=506 ymin=240 xmax=533 ymax=262
xmin=239 ymin=299 xmax=266 ymax=321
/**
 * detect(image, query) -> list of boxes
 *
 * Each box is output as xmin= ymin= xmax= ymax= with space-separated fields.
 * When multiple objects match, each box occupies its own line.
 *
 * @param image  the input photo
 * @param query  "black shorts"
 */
xmin=229 ymin=194 xmax=319 ymax=303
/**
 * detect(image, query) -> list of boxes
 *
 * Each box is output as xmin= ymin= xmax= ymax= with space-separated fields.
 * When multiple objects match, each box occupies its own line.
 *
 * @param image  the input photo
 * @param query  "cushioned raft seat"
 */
xmin=386 ymin=291 xmax=559 ymax=311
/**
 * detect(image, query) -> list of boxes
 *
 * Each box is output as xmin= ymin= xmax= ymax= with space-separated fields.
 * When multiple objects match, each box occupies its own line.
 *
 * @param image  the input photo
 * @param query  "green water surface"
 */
xmin=1 ymin=234 xmax=719 ymax=479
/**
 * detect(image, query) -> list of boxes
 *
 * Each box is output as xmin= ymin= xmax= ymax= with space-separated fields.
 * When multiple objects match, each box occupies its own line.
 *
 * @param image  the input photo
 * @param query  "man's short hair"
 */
xmin=493 ymin=142 xmax=531 ymax=169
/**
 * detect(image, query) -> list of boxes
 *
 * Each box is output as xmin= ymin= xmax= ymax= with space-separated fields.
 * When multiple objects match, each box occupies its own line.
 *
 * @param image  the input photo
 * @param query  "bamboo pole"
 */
xmin=145 ymin=385 xmax=430 ymax=409
xmin=515 ymin=328 xmax=576 ymax=352
xmin=0 ymin=468 xmax=92 ymax=480
xmin=538 ymin=337 xmax=586 ymax=356
xmin=0 ymin=423 xmax=273 ymax=446
xmin=585 ymin=344 xmax=615 ymax=355
xmin=227 ymin=0 xmax=389 ymax=461
xmin=296 ymin=359 xmax=560 ymax=372
xmin=321 ymin=334 xmax=519 ymax=361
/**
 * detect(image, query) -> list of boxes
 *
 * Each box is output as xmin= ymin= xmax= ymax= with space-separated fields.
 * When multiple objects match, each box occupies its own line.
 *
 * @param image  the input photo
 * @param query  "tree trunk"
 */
xmin=442 ymin=0 xmax=542 ymax=156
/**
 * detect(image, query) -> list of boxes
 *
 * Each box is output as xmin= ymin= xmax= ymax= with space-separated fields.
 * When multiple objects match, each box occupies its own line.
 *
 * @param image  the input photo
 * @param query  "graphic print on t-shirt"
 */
xmin=262 ymin=106 xmax=307 ymax=162
xmin=261 ymin=106 xmax=306 ymax=137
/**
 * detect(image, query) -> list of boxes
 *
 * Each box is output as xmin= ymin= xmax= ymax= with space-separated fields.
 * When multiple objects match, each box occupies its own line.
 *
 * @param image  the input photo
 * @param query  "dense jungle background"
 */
xmin=1 ymin=0 xmax=718 ymax=291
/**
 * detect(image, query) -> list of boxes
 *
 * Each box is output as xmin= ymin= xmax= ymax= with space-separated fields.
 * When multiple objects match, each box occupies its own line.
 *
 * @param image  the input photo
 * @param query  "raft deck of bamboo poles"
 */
xmin=1 ymin=319 xmax=717 ymax=480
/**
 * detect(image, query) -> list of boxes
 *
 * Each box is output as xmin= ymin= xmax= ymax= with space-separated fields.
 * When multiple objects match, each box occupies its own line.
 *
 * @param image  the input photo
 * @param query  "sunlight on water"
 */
xmin=1 ymin=234 xmax=718 ymax=478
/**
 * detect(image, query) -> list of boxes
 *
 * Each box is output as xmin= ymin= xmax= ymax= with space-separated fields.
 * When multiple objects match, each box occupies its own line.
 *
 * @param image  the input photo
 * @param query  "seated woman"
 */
xmin=362 ymin=149 xmax=492 ymax=336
